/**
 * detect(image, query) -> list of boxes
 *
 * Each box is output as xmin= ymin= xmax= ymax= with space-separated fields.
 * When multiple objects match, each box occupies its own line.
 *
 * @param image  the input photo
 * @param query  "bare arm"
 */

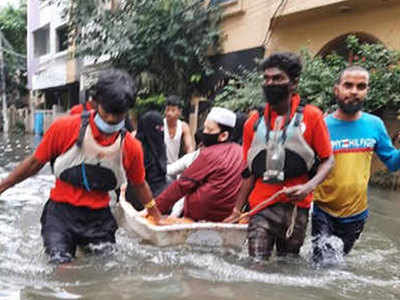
xmin=130 ymin=181 xmax=162 ymax=223
xmin=0 ymin=155 xmax=45 ymax=194
xmin=285 ymin=154 xmax=334 ymax=202
xmin=182 ymin=122 xmax=195 ymax=154
xmin=223 ymin=175 xmax=255 ymax=223
xmin=306 ymin=155 xmax=334 ymax=190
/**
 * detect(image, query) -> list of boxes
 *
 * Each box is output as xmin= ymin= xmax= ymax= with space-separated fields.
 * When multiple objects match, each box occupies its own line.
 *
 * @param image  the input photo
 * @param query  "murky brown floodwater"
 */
xmin=0 ymin=134 xmax=399 ymax=300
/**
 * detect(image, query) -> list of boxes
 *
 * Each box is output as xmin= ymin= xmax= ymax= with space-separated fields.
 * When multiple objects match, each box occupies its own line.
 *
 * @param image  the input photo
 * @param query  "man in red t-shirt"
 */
xmin=225 ymin=52 xmax=334 ymax=260
xmin=0 ymin=69 xmax=162 ymax=264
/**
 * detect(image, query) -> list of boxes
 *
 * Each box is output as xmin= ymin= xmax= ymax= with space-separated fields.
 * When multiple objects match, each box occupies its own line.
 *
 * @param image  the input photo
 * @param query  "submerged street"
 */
xmin=0 ymin=134 xmax=398 ymax=300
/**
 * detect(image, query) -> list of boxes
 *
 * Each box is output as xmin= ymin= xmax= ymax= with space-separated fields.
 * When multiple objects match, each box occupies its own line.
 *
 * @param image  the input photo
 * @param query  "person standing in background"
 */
xmin=163 ymin=96 xmax=194 ymax=165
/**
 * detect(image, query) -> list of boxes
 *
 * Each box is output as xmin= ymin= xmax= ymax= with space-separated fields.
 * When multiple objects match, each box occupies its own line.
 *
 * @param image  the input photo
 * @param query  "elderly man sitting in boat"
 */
xmin=155 ymin=107 xmax=246 ymax=222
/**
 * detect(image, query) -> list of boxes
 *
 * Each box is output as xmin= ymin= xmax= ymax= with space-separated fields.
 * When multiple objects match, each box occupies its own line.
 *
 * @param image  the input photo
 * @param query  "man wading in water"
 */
xmin=225 ymin=52 xmax=334 ymax=261
xmin=0 ymin=69 xmax=164 ymax=264
xmin=312 ymin=66 xmax=400 ymax=264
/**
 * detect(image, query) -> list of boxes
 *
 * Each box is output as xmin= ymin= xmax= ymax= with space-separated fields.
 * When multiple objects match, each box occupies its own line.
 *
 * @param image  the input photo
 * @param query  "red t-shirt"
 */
xmin=69 ymin=102 xmax=94 ymax=115
xmin=34 ymin=112 xmax=145 ymax=209
xmin=242 ymin=94 xmax=332 ymax=209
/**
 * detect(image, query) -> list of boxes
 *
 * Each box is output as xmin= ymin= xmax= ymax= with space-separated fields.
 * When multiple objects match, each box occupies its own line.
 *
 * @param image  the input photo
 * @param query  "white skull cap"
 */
xmin=206 ymin=107 xmax=236 ymax=128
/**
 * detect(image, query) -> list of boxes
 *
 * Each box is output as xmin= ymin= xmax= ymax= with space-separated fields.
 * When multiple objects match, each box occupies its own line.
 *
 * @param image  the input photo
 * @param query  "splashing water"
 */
xmin=0 ymin=134 xmax=399 ymax=300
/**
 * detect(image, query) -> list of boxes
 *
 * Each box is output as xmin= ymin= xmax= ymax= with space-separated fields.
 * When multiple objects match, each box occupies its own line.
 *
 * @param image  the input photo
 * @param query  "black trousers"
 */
xmin=40 ymin=200 xmax=118 ymax=264
xmin=311 ymin=209 xmax=365 ymax=264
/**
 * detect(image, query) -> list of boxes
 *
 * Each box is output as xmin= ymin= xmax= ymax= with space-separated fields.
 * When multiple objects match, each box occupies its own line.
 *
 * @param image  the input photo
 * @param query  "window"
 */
xmin=33 ymin=25 xmax=50 ymax=57
xmin=56 ymin=25 xmax=69 ymax=52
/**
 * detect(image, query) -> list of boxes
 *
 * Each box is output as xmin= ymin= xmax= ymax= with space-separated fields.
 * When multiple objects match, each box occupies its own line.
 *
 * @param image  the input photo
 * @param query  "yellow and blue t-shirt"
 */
xmin=314 ymin=112 xmax=400 ymax=222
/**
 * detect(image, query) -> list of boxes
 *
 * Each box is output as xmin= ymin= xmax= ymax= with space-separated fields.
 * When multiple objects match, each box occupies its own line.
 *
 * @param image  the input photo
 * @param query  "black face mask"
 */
xmin=262 ymin=84 xmax=290 ymax=105
xmin=336 ymin=98 xmax=363 ymax=115
xmin=202 ymin=132 xmax=221 ymax=147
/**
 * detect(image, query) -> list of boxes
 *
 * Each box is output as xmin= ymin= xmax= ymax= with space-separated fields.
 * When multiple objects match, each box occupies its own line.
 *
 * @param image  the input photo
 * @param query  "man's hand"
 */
xmin=147 ymin=205 xmax=163 ymax=225
xmin=0 ymin=182 xmax=9 ymax=196
xmin=283 ymin=184 xmax=313 ymax=202
xmin=223 ymin=207 xmax=241 ymax=223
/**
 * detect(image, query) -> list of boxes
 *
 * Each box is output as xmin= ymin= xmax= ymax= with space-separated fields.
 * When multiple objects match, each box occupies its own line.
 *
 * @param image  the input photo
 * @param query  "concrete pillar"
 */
xmin=29 ymin=90 xmax=35 ymax=133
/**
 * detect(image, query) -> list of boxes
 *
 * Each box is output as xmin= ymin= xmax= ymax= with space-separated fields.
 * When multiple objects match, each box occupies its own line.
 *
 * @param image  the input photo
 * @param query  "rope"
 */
xmin=285 ymin=204 xmax=297 ymax=239
xmin=229 ymin=190 xmax=284 ymax=223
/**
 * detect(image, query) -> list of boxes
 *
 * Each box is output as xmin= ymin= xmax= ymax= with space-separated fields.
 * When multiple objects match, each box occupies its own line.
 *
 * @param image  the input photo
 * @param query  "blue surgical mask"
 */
xmin=94 ymin=113 xmax=125 ymax=134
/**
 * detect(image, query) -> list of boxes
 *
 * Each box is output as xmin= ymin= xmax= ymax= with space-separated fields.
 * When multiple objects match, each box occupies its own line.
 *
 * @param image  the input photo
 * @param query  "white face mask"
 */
xmin=94 ymin=113 xmax=125 ymax=134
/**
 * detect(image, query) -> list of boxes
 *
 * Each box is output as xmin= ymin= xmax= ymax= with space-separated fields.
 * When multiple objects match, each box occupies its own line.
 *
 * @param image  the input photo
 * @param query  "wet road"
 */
xmin=0 ymin=134 xmax=399 ymax=300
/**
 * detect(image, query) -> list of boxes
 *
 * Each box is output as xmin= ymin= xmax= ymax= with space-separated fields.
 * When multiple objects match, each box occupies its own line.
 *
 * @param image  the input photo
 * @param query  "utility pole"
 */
xmin=0 ymin=34 xmax=9 ymax=133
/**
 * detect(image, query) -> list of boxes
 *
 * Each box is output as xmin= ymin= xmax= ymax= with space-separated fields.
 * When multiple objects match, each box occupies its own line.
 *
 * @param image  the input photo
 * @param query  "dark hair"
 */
xmin=217 ymin=123 xmax=234 ymax=141
xmin=336 ymin=65 xmax=369 ymax=84
xmin=92 ymin=69 xmax=137 ymax=114
xmin=259 ymin=52 xmax=302 ymax=82
xmin=165 ymin=95 xmax=182 ymax=108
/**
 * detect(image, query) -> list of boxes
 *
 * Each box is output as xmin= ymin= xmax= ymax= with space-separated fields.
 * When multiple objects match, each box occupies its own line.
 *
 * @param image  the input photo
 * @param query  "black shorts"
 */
xmin=311 ymin=207 xmax=366 ymax=263
xmin=247 ymin=202 xmax=309 ymax=260
xmin=40 ymin=200 xmax=118 ymax=264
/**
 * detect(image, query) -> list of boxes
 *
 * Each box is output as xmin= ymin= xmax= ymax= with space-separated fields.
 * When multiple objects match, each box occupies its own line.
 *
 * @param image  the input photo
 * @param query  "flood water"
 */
xmin=0 ymin=134 xmax=399 ymax=300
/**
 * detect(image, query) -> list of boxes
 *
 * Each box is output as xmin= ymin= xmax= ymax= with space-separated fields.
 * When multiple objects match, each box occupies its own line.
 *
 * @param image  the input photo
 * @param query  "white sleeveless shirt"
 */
xmin=164 ymin=118 xmax=183 ymax=164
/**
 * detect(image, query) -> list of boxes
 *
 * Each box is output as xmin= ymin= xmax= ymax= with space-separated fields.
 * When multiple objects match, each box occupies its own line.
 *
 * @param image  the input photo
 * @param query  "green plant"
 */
xmin=58 ymin=0 xmax=222 ymax=107
xmin=214 ymin=68 xmax=264 ymax=112
xmin=134 ymin=94 xmax=166 ymax=115
xmin=12 ymin=120 xmax=25 ymax=134
xmin=0 ymin=2 xmax=28 ymax=105
xmin=215 ymin=35 xmax=400 ymax=114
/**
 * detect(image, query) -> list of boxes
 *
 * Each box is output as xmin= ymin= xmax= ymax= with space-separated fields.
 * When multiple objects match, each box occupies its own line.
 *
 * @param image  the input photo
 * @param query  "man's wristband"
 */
xmin=145 ymin=199 xmax=156 ymax=209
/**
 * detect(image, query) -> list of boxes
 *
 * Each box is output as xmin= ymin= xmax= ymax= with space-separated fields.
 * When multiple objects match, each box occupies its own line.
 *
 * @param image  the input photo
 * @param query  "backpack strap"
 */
xmin=119 ymin=128 xmax=127 ymax=145
xmin=76 ymin=111 xmax=90 ymax=148
xmin=293 ymin=104 xmax=305 ymax=127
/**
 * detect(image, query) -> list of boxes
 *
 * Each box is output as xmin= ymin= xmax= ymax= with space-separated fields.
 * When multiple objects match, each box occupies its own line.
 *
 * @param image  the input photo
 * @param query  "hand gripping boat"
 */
xmin=113 ymin=185 xmax=248 ymax=248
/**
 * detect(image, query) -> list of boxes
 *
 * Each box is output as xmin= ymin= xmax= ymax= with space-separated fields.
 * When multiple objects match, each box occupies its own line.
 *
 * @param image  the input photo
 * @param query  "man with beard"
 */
xmin=225 ymin=52 xmax=334 ymax=261
xmin=156 ymin=107 xmax=245 ymax=222
xmin=312 ymin=65 xmax=400 ymax=264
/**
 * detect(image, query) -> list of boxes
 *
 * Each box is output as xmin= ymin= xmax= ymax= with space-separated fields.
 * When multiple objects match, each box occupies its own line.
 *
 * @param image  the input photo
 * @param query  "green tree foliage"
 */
xmin=0 ymin=2 xmax=27 ymax=54
xmin=0 ymin=1 xmax=27 ymax=107
xmin=135 ymin=93 xmax=166 ymax=115
xmin=214 ymin=68 xmax=263 ymax=112
xmin=216 ymin=35 xmax=400 ymax=114
xmin=63 ymin=0 xmax=221 ymax=110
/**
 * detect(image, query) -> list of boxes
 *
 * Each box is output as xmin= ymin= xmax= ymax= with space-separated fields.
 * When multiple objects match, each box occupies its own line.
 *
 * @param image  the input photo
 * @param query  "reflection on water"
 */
xmin=0 ymin=134 xmax=399 ymax=300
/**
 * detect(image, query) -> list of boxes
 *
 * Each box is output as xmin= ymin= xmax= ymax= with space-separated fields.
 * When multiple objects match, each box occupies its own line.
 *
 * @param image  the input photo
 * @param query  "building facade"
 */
xmin=27 ymin=0 xmax=80 ymax=114
xmin=216 ymin=0 xmax=400 ymax=174
xmin=218 ymin=0 xmax=400 ymax=55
